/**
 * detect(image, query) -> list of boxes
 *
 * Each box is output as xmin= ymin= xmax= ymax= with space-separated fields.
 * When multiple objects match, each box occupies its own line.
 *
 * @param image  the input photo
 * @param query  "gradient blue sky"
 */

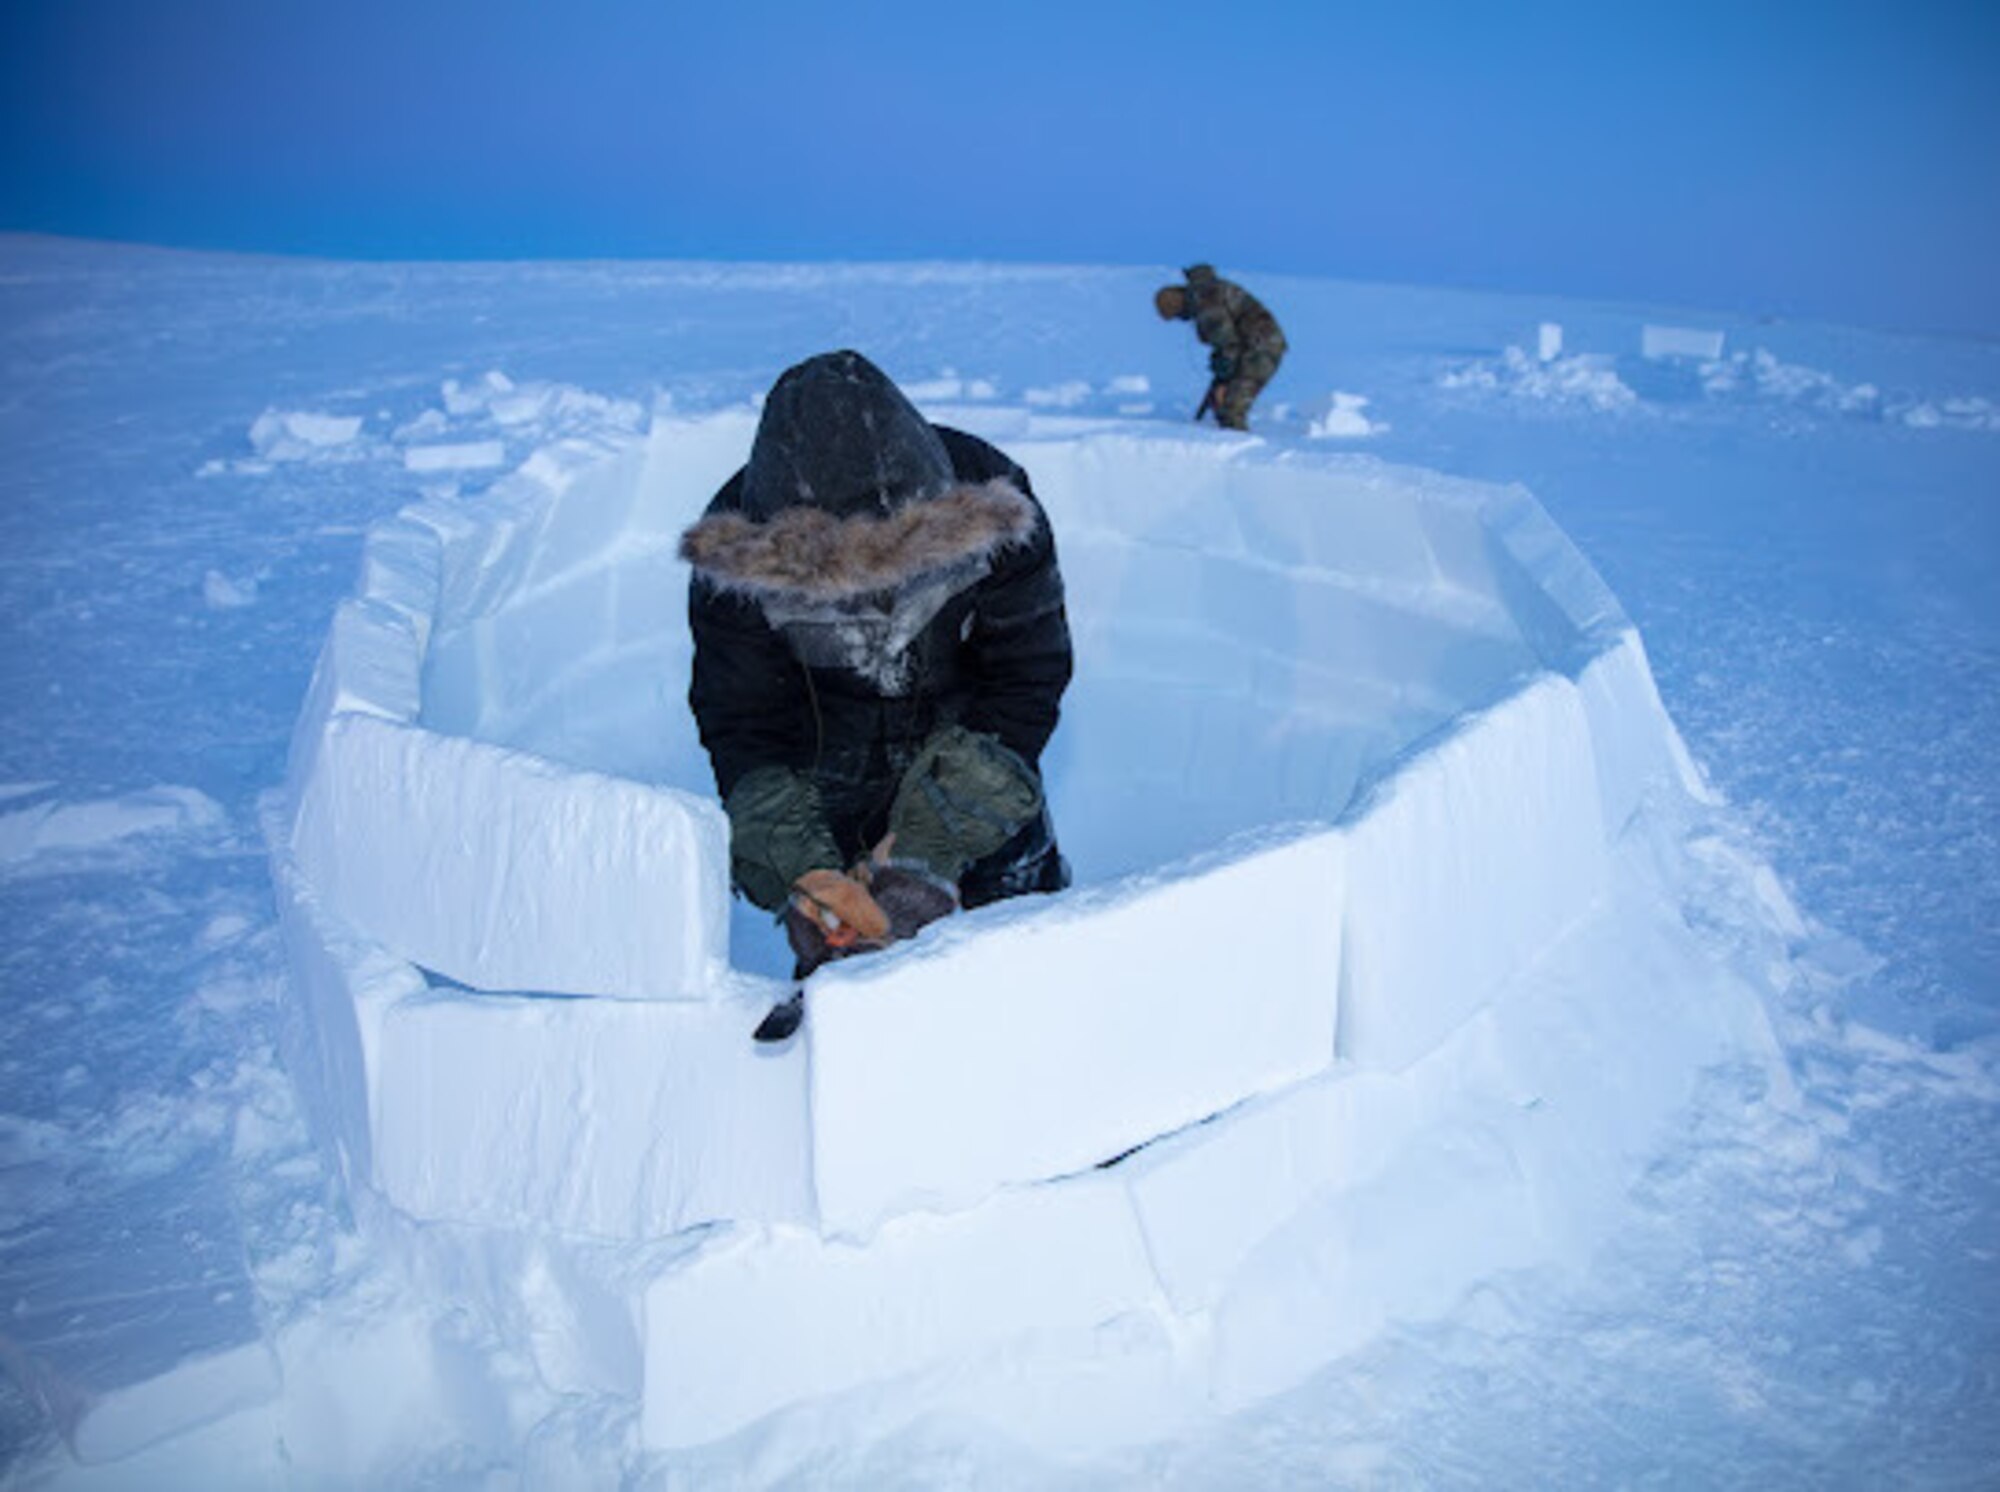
xmin=3 ymin=0 xmax=1995 ymax=337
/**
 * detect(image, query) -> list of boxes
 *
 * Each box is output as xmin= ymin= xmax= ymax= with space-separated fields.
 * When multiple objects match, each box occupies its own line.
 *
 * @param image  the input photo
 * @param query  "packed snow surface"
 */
xmin=2 ymin=239 xmax=1996 ymax=1488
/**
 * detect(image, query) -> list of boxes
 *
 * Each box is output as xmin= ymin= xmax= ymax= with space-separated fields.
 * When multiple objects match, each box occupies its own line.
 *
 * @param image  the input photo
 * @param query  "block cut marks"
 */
xmin=268 ymin=401 xmax=1781 ymax=1453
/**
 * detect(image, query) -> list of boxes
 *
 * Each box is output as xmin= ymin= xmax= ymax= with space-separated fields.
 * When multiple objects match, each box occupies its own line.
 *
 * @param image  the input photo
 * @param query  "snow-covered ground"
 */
xmin=2 ymin=236 xmax=1996 ymax=1487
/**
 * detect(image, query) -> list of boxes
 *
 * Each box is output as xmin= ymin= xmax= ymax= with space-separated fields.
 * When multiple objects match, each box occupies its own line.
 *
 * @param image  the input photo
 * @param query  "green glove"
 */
xmin=724 ymin=766 xmax=843 ymax=912
xmin=887 ymin=725 xmax=1044 ymax=886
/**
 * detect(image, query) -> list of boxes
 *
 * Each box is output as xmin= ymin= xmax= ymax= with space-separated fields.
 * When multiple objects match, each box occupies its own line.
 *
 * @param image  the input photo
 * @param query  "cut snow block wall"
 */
xmin=1012 ymin=437 xmax=1549 ymax=880
xmin=1480 ymin=483 xmax=1628 ymax=673
xmin=267 ymin=817 xmax=425 ymax=1191
xmin=641 ymin=846 xmax=1785 ymax=1450
xmin=282 ymin=416 xmax=732 ymax=1001
xmin=270 ymin=404 xmax=1730 ymax=1447
xmin=642 ymin=1177 xmax=1158 ymax=1449
xmin=1574 ymin=627 xmax=1712 ymax=833
xmin=270 ymin=811 xmax=809 ymax=1240
xmin=291 ymin=712 xmax=727 ymax=1001
xmin=420 ymin=409 xmax=755 ymax=779
xmin=370 ymin=986 xmax=813 ymax=1239
xmin=1338 ymin=672 xmax=1610 ymax=1072
xmin=808 ymin=828 xmax=1345 ymax=1237
xmin=1197 ymin=862 xmax=1790 ymax=1414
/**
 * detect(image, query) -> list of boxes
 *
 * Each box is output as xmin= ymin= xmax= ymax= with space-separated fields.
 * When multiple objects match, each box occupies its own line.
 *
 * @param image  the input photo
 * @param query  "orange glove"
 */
xmin=791 ymin=868 xmax=890 ymax=948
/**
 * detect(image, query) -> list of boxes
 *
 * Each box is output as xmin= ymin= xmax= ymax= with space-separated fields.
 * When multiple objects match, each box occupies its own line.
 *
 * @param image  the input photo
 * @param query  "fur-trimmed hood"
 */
xmin=679 ymin=476 xmax=1037 ymax=606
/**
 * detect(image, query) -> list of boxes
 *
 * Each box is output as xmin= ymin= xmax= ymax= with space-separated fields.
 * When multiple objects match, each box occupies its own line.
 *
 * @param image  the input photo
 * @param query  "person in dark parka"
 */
xmin=680 ymin=350 xmax=1073 ymax=962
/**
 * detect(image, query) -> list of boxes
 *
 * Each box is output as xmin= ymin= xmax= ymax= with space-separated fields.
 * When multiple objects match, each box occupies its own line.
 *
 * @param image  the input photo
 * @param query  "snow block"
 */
xmin=347 ymin=1198 xmax=660 ymax=1401
xmin=1203 ymin=862 xmax=1787 ymax=1413
xmin=403 ymin=476 xmax=549 ymax=633
xmin=290 ymin=711 xmax=726 ymax=1001
xmin=1574 ymin=627 xmax=1713 ymax=833
xmin=1117 ymin=1078 xmax=1347 ymax=1313
xmin=1338 ymin=672 xmax=1610 ymax=1072
xmin=271 ymin=806 xmax=803 ymax=1240
xmin=1482 ymin=484 xmax=1628 ymax=671
xmin=1642 ymin=323 xmax=1725 ymax=360
xmin=640 ymin=1177 xmax=1157 ymax=1449
xmin=283 ymin=598 xmax=425 ymax=805
xmin=405 ymin=440 xmax=505 ymax=473
xmin=268 ymin=822 xmax=424 ymax=1189
xmin=514 ymin=435 xmax=647 ymax=592
xmin=808 ymin=827 xmax=1344 ymax=1238
xmin=356 ymin=515 xmax=442 ymax=645
xmin=629 ymin=406 xmax=759 ymax=542
xmin=371 ymin=987 xmax=812 ymax=1239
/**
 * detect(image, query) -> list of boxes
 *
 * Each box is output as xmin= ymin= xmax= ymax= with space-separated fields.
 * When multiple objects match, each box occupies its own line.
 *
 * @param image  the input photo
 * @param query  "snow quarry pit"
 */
xmin=267 ymin=402 xmax=1788 ymax=1452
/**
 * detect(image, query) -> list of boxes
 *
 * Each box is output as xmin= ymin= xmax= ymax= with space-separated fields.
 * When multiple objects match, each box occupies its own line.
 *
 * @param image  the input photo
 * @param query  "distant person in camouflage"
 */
xmin=1154 ymin=263 xmax=1287 ymax=431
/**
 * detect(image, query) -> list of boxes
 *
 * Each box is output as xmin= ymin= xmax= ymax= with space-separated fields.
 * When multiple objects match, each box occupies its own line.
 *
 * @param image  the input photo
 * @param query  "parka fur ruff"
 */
xmin=679 ymin=477 xmax=1037 ymax=606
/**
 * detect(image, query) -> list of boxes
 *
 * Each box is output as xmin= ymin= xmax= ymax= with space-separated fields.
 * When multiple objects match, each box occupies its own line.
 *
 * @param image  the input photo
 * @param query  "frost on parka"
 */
xmin=679 ymin=350 xmax=1073 ymax=906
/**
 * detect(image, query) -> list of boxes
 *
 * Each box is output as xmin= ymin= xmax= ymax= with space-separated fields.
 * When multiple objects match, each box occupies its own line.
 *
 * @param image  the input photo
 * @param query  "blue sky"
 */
xmin=2 ymin=0 xmax=1995 ymax=337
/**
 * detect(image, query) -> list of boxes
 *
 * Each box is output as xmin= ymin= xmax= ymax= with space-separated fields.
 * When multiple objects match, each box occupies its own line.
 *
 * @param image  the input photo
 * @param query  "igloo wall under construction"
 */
xmin=267 ymin=402 xmax=1770 ymax=1449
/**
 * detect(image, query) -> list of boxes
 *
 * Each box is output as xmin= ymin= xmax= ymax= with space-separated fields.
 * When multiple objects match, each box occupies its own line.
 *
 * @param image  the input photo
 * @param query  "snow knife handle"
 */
xmin=753 ymin=988 xmax=805 ymax=1043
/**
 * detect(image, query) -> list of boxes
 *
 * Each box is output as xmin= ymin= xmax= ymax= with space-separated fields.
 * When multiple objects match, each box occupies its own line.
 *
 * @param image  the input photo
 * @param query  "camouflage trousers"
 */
xmin=1215 ymin=346 xmax=1283 ymax=431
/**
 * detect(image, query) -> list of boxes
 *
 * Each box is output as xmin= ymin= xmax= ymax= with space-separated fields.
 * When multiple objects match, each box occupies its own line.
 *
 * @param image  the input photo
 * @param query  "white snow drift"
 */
xmin=267 ymin=400 xmax=1780 ymax=1450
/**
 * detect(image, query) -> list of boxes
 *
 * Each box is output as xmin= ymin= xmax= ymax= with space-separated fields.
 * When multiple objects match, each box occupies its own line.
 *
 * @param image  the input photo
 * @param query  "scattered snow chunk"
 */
xmin=1307 ymin=391 xmax=1389 ymax=439
xmin=198 ymin=913 xmax=252 ymax=948
xmin=404 ymin=441 xmax=507 ymax=473
xmin=1697 ymin=349 xmax=1999 ymax=429
xmin=1024 ymin=380 xmax=1092 ymax=409
xmin=248 ymin=409 xmax=365 ymax=461
xmin=202 ymin=570 xmax=258 ymax=608
xmin=1440 ymin=347 xmax=1638 ymax=411
xmin=0 ymin=786 xmax=225 ymax=866
xmin=442 ymin=371 xmax=516 ymax=416
xmin=487 ymin=392 xmax=550 ymax=426
xmin=392 ymin=408 xmax=451 ymax=442
xmin=490 ymin=385 xmax=645 ymax=433
xmin=1901 ymin=396 xmax=2000 ymax=431
xmin=424 ymin=375 xmax=644 ymax=442
xmin=902 ymin=374 xmax=966 ymax=401
xmin=1642 ymin=324 xmax=1726 ymax=360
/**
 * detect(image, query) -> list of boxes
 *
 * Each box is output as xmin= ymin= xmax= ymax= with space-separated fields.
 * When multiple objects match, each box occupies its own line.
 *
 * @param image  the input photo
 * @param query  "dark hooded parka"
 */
xmin=680 ymin=351 xmax=1073 ymax=912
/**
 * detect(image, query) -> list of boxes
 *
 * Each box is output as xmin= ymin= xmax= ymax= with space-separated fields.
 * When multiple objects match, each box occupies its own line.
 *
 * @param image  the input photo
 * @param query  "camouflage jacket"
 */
xmin=1186 ymin=265 xmax=1286 ymax=368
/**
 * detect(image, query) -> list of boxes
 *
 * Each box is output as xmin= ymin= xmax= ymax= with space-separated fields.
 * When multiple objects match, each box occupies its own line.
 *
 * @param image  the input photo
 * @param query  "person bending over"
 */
xmin=680 ymin=349 xmax=1073 ymax=975
xmin=1155 ymin=262 xmax=1287 ymax=431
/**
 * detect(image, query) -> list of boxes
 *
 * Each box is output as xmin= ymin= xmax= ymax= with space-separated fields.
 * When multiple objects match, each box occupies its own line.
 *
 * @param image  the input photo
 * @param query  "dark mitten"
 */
xmin=785 ymin=862 xmax=961 ymax=978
